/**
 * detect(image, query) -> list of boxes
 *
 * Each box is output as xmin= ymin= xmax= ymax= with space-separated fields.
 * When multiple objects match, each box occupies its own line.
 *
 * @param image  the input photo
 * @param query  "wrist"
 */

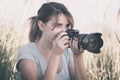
xmin=51 ymin=53 xmax=61 ymax=62
xmin=51 ymin=50 xmax=62 ymax=57
xmin=73 ymin=53 xmax=83 ymax=59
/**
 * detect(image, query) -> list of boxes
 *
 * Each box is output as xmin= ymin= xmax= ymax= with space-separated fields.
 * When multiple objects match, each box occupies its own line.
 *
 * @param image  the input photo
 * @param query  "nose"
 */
xmin=61 ymin=25 xmax=67 ymax=32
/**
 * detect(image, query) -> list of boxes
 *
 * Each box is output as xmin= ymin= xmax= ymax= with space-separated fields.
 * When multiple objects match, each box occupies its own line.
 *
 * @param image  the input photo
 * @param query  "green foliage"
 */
xmin=0 ymin=27 xmax=22 ymax=80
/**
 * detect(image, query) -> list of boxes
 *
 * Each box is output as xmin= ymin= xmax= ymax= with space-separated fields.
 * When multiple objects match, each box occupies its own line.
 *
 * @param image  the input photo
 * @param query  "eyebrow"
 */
xmin=53 ymin=23 xmax=62 ymax=26
xmin=53 ymin=22 xmax=70 ymax=26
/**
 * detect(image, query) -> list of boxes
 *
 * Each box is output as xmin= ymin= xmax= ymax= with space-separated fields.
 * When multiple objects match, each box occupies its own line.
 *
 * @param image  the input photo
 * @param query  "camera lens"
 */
xmin=88 ymin=37 xmax=96 ymax=48
xmin=66 ymin=29 xmax=103 ymax=53
xmin=81 ymin=33 xmax=103 ymax=53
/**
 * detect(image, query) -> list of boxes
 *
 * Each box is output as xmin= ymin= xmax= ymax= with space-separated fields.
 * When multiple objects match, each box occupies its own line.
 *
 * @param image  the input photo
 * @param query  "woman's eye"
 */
xmin=57 ymin=24 xmax=62 ymax=27
xmin=53 ymin=23 xmax=61 ymax=27
xmin=53 ymin=23 xmax=71 ymax=29
xmin=66 ymin=24 xmax=71 ymax=29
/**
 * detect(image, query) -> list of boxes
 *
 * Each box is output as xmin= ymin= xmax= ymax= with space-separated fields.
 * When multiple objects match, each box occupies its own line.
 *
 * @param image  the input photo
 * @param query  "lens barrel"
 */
xmin=66 ymin=29 xmax=103 ymax=54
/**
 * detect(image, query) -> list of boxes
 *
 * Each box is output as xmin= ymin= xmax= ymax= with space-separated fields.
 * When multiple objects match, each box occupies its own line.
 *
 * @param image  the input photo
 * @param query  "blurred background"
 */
xmin=0 ymin=0 xmax=120 ymax=80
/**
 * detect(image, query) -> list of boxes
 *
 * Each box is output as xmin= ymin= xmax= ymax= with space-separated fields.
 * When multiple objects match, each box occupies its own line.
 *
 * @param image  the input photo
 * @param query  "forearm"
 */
xmin=43 ymin=53 xmax=61 ymax=80
xmin=73 ymin=54 xmax=87 ymax=80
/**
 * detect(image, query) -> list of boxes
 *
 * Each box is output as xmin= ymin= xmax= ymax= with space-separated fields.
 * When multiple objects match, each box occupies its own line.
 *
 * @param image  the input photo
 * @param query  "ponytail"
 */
xmin=29 ymin=16 xmax=42 ymax=42
xmin=28 ymin=2 xmax=74 ymax=42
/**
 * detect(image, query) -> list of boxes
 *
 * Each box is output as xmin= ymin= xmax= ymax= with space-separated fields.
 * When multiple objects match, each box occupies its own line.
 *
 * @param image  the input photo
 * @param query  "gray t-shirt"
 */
xmin=16 ymin=42 xmax=73 ymax=80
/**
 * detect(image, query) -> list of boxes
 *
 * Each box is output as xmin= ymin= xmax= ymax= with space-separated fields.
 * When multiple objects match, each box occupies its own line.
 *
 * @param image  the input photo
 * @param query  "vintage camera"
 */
xmin=66 ymin=29 xmax=103 ymax=54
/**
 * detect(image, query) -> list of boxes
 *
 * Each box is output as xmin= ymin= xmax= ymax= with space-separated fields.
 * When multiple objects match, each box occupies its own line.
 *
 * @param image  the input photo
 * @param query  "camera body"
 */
xmin=66 ymin=29 xmax=103 ymax=53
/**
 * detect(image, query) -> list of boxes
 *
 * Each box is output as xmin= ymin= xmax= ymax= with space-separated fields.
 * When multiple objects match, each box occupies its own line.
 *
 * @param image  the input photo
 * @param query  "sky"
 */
xmin=0 ymin=0 xmax=120 ymax=33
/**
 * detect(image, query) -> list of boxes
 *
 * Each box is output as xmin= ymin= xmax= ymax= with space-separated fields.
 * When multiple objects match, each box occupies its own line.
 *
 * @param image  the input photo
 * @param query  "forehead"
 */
xmin=57 ymin=14 xmax=68 ymax=23
xmin=49 ymin=14 xmax=69 ymax=24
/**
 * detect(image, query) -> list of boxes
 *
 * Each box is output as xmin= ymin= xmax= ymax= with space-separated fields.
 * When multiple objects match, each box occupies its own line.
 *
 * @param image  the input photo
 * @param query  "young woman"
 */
xmin=16 ymin=2 xmax=87 ymax=80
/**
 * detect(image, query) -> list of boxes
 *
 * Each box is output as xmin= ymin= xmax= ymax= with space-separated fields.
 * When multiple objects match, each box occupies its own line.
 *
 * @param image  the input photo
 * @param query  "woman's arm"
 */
xmin=19 ymin=59 xmax=40 ymax=80
xmin=68 ymin=54 xmax=87 ymax=80
xmin=73 ymin=54 xmax=87 ymax=80
xmin=18 ymin=32 xmax=69 ymax=80
xmin=43 ymin=52 xmax=61 ymax=80
xmin=69 ymin=38 xmax=87 ymax=80
xmin=18 ymin=53 xmax=61 ymax=80
xmin=42 ymin=31 xmax=70 ymax=80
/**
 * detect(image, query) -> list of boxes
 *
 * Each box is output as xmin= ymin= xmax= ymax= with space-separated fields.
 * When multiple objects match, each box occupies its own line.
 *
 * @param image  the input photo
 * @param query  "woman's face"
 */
xmin=42 ymin=14 xmax=70 ymax=43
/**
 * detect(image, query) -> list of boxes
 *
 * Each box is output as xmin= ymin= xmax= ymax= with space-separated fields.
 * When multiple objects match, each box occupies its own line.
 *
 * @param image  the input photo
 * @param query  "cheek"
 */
xmin=47 ymin=27 xmax=63 ymax=41
xmin=52 ymin=28 xmax=62 ymax=37
xmin=45 ymin=30 xmax=57 ymax=41
xmin=50 ymin=31 xmax=58 ymax=40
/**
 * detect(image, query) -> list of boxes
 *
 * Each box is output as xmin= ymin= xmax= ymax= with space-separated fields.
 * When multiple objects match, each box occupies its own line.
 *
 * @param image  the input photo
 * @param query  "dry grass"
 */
xmin=83 ymin=29 xmax=120 ymax=80
xmin=0 ymin=25 xmax=23 ymax=80
xmin=0 ymin=24 xmax=120 ymax=80
xmin=0 ymin=0 xmax=120 ymax=80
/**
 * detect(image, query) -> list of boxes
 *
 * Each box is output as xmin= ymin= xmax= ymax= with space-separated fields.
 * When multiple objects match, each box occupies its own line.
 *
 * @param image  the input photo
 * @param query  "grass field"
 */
xmin=84 ymin=29 xmax=120 ymax=80
xmin=0 ymin=26 xmax=23 ymax=80
xmin=0 ymin=1 xmax=120 ymax=79
xmin=0 ymin=24 xmax=120 ymax=80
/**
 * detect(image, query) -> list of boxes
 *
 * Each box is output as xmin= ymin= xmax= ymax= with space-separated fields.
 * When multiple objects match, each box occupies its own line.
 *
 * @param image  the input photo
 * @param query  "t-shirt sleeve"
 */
xmin=64 ymin=48 xmax=73 ymax=65
xmin=16 ymin=45 xmax=36 ymax=71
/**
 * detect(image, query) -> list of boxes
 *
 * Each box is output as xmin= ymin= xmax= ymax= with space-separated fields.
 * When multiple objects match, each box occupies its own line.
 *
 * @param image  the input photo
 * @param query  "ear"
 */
xmin=38 ymin=21 xmax=44 ymax=31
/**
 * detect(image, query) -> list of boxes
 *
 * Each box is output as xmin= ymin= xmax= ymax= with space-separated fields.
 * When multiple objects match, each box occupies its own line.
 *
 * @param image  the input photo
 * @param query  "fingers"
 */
xmin=61 ymin=36 xmax=70 ymax=48
xmin=57 ymin=31 xmax=68 ymax=39
xmin=54 ymin=31 xmax=70 ymax=50
xmin=54 ymin=31 xmax=84 ymax=55
xmin=70 ymin=37 xmax=84 ymax=54
xmin=79 ymin=45 xmax=84 ymax=53
xmin=71 ymin=38 xmax=78 ymax=51
xmin=71 ymin=37 xmax=78 ymax=49
xmin=57 ymin=31 xmax=70 ymax=46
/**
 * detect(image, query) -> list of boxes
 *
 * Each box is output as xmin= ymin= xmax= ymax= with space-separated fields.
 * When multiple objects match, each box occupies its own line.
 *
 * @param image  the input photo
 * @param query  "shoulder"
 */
xmin=17 ymin=42 xmax=38 ymax=59
xmin=18 ymin=42 xmax=37 ymax=54
xmin=19 ymin=42 xmax=34 ymax=51
xmin=17 ymin=42 xmax=37 ymax=65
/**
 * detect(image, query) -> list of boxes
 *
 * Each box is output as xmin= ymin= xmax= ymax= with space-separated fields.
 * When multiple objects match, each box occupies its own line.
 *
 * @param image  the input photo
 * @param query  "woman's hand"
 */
xmin=70 ymin=37 xmax=88 ymax=80
xmin=70 ymin=37 xmax=84 ymax=55
xmin=52 ymin=31 xmax=70 ymax=56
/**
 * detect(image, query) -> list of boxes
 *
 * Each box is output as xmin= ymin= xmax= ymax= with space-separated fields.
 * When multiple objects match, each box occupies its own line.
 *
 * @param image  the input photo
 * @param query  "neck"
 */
xmin=36 ymin=37 xmax=53 ymax=54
